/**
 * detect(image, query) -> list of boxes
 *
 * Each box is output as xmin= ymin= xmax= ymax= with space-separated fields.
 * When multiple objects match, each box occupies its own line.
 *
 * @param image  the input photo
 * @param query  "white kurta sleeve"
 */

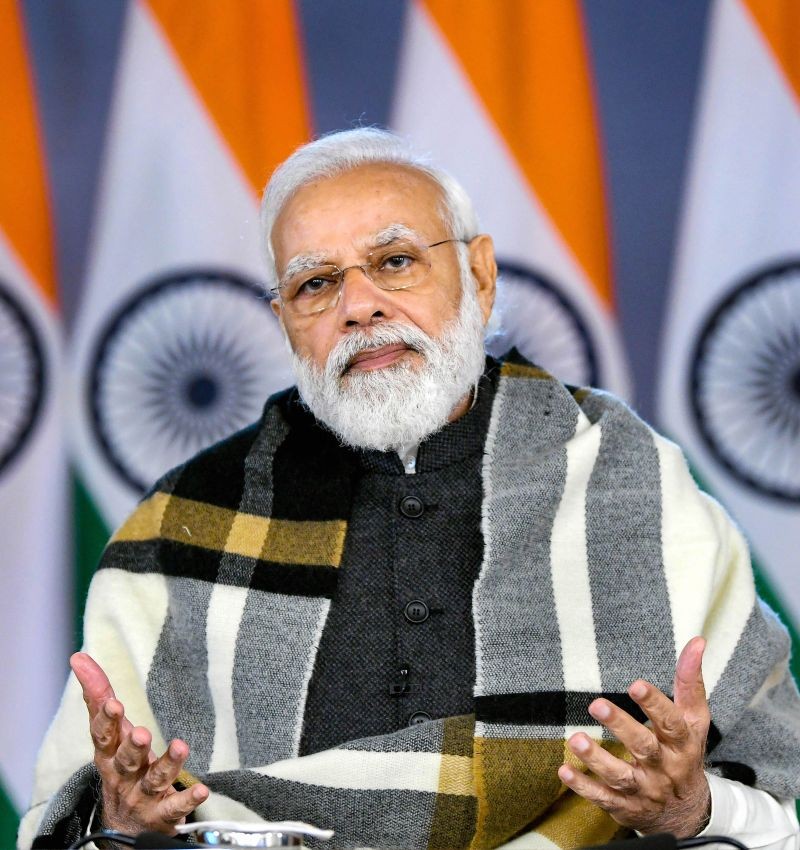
xmin=700 ymin=772 xmax=799 ymax=850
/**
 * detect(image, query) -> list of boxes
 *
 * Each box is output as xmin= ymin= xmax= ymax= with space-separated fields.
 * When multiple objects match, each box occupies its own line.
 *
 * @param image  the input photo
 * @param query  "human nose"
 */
xmin=335 ymin=264 xmax=394 ymax=327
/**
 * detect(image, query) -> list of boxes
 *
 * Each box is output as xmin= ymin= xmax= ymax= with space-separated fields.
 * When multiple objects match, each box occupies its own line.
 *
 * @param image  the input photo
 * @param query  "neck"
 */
xmin=448 ymin=384 xmax=477 ymax=423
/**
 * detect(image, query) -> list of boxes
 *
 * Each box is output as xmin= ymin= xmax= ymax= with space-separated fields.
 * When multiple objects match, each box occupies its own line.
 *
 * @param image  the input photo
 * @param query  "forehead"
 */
xmin=272 ymin=163 xmax=448 ymax=267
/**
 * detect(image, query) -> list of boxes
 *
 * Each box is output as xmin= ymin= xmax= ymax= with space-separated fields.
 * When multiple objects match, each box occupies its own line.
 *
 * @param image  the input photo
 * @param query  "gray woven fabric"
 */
xmin=147 ymin=576 xmax=216 ymax=770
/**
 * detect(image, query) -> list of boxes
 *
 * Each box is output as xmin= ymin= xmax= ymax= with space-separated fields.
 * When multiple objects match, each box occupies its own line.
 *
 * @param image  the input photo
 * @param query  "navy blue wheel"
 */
xmin=487 ymin=261 xmax=598 ymax=387
xmin=89 ymin=268 xmax=280 ymax=493
xmin=0 ymin=282 xmax=46 ymax=478
xmin=690 ymin=260 xmax=800 ymax=502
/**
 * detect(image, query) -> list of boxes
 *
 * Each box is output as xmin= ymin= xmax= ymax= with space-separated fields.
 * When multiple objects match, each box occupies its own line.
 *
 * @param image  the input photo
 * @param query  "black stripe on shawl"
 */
xmin=102 ymin=539 xmax=339 ymax=598
xmin=100 ymin=390 xmax=351 ymax=597
xmin=475 ymin=691 xmax=723 ymax=751
xmin=708 ymin=761 xmax=756 ymax=786
xmin=476 ymin=691 xmax=650 ymax=726
xmin=501 ymin=346 xmax=535 ymax=368
xmin=271 ymin=390 xmax=356 ymax=522
xmin=167 ymin=419 xmax=263 ymax=508
xmin=706 ymin=723 xmax=722 ymax=752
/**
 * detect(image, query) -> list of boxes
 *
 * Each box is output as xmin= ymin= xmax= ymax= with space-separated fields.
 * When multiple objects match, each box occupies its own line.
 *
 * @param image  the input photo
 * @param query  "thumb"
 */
xmin=673 ymin=636 xmax=707 ymax=716
xmin=70 ymin=652 xmax=117 ymax=717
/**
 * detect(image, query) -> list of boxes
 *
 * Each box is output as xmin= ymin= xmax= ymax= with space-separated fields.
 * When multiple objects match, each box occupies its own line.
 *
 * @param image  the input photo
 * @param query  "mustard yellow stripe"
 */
xmin=470 ymin=737 xmax=566 ymax=850
xmin=113 ymin=493 xmax=347 ymax=568
xmin=534 ymin=739 xmax=627 ymax=848
xmin=225 ymin=511 xmax=271 ymax=559
xmin=176 ymin=768 xmax=200 ymax=788
xmin=438 ymin=754 xmax=475 ymax=797
xmin=469 ymin=736 xmax=490 ymax=850
xmin=110 ymin=491 xmax=170 ymax=543
xmin=534 ymin=791 xmax=620 ymax=849
xmin=262 ymin=518 xmax=347 ymax=567
xmin=161 ymin=495 xmax=235 ymax=552
xmin=501 ymin=362 xmax=554 ymax=381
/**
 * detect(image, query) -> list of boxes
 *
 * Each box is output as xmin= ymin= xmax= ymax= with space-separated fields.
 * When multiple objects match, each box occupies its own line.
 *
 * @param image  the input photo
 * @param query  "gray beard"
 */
xmin=288 ymin=273 xmax=487 ymax=453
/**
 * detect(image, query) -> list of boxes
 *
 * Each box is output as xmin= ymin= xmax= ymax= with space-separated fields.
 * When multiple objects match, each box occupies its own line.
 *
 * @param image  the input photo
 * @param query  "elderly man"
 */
xmin=23 ymin=129 xmax=800 ymax=850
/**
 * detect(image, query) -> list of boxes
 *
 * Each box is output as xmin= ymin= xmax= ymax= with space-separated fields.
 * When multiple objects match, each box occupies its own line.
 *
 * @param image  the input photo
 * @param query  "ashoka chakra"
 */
xmin=89 ymin=269 xmax=284 ymax=492
xmin=690 ymin=260 xmax=800 ymax=502
xmin=0 ymin=282 xmax=46 ymax=477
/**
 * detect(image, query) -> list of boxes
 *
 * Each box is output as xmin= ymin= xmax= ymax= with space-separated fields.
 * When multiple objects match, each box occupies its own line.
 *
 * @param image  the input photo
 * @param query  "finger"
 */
xmin=138 ymin=741 xmax=189 ymax=797
xmin=112 ymin=726 xmax=153 ymax=779
xmin=625 ymin=681 xmax=692 ymax=747
xmin=673 ymin=637 xmax=708 ymax=717
xmin=588 ymin=697 xmax=670 ymax=760
xmin=558 ymin=763 xmax=625 ymax=817
xmin=90 ymin=698 xmax=125 ymax=756
xmin=71 ymin=652 xmax=136 ymax=738
xmin=156 ymin=783 xmax=209 ymax=826
xmin=71 ymin=652 xmax=117 ymax=718
xmin=567 ymin=734 xmax=640 ymax=794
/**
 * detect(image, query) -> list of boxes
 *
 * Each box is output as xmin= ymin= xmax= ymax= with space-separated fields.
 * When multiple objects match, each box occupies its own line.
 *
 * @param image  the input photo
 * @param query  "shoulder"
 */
xmin=145 ymin=386 xmax=297 ymax=504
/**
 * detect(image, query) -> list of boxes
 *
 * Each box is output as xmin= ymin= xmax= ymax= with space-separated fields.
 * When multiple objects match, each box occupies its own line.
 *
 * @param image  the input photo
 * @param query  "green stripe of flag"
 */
xmin=0 ymin=776 xmax=19 ymax=848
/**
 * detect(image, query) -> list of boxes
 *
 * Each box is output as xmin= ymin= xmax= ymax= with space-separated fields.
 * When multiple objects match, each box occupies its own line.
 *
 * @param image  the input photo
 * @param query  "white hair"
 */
xmin=260 ymin=127 xmax=480 ymax=290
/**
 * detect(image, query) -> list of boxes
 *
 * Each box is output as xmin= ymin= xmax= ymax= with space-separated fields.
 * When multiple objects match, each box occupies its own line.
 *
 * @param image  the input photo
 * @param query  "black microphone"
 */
xmin=581 ymin=834 xmax=678 ymax=850
xmin=132 ymin=831 xmax=199 ymax=849
xmin=580 ymin=834 xmax=749 ymax=850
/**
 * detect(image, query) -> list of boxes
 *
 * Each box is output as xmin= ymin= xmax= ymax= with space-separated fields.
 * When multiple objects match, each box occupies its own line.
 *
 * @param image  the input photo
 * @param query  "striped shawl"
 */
xmin=23 ymin=355 xmax=800 ymax=849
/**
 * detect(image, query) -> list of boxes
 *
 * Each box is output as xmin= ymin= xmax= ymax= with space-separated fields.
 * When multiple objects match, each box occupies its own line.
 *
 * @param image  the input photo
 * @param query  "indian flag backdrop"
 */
xmin=0 ymin=1 xmax=69 ymax=842
xmin=391 ymin=0 xmax=631 ymax=397
xmin=70 ymin=0 xmax=310 ymax=609
xmin=659 ymin=0 xmax=800 ymax=671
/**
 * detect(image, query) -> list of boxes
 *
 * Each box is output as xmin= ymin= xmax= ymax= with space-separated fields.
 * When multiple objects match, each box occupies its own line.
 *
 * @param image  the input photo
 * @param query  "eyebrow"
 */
xmin=369 ymin=223 xmax=424 ymax=248
xmin=280 ymin=251 xmax=329 ymax=286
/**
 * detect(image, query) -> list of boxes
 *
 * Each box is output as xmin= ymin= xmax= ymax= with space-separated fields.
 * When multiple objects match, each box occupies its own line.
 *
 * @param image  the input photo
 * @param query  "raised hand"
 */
xmin=557 ymin=636 xmax=711 ymax=837
xmin=71 ymin=652 xmax=209 ymax=835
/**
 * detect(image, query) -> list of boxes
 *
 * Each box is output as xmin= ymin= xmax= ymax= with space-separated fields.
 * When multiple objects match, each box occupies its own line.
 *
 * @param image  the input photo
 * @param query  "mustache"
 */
xmin=324 ymin=323 xmax=435 ymax=379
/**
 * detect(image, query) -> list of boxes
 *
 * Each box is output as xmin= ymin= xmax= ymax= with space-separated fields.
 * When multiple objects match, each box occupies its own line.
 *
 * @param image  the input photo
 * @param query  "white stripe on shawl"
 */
xmin=88 ymin=569 xmax=171 ymax=750
xmin=207 ymin=584 xmax=249 ymax=771
xmin=550 ymin=407 xmax=602 ymax=693
xmin=23 ymin=569 xmax=170 ymax=845
xmin=654 ymin=434 xmax=754 ymax=693
xmin=254 ymin=748 xmax=472 ymax=794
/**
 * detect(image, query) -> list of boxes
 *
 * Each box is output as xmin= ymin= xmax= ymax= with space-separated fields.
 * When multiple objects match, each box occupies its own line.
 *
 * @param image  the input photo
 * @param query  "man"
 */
xmin=23 ymin=129 xmax=800 ymax=849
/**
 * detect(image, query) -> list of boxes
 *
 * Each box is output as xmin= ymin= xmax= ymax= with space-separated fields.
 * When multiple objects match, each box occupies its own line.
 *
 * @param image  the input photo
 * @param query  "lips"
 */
xmin=346 ymin=343 xmax=413 ymax=372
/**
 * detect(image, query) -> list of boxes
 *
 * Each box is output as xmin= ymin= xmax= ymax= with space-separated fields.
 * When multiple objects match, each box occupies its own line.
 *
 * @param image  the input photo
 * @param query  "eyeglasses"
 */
xmin=272 ymin=238 xmax=468 ymax=316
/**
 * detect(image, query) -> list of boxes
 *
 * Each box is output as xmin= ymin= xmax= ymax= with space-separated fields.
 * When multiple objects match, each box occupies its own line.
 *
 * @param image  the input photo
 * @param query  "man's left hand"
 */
xmin=557 ymin=636 xmax=711 ymax=838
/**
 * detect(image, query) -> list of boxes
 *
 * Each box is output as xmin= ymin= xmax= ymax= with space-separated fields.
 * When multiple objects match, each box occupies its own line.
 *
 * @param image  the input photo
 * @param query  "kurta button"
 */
xmin=404 ymin=600 xmax=429 ymax=623
xmin=408 ymin=711 xmax=432 ymax=726
xmin=399 ymin=495 xmax=424 ymax=517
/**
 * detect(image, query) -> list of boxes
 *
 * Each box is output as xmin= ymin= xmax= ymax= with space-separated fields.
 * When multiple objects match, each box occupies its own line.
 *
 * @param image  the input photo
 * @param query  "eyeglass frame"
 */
xmin=271 ymin=237 xmax=471 ymax=316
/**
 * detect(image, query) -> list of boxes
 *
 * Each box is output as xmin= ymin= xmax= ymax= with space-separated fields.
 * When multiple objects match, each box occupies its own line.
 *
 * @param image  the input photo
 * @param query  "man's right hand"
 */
xmin=70 ymin=652 xmax=209 ymax=836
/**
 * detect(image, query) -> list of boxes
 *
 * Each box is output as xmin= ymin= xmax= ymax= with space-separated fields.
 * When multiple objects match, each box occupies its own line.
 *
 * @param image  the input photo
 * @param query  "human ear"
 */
xmin=468 ymin=234 xmax=497 ymax=325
